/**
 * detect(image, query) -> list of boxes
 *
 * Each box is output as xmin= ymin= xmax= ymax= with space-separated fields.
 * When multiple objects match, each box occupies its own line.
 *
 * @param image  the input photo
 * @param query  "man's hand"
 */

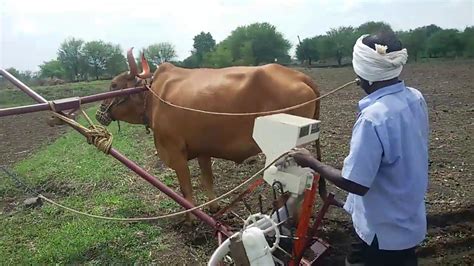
xmin=288 ymin=148 xmax=317 ymax=168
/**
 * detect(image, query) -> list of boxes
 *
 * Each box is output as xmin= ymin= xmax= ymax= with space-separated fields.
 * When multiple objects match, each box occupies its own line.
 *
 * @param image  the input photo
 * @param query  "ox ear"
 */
xmin=127 ymin=47 xmax=139 ymax=79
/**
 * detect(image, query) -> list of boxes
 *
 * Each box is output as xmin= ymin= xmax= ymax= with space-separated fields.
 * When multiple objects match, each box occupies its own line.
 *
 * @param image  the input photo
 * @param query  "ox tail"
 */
xmin=303 ymin=76 xmax=327 ymax=201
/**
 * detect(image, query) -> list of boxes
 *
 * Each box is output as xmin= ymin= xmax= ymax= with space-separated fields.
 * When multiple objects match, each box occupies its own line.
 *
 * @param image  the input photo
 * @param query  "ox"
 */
xmin=96 ymin=49 xmax=325 ymax=222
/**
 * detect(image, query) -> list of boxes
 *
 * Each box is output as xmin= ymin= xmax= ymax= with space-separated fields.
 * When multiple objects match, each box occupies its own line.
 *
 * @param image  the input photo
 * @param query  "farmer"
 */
xmin=289 ymin=31 xmax=429 ymax=266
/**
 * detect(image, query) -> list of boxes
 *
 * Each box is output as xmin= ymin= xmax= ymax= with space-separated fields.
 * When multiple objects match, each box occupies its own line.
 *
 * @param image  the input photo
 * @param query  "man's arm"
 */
xmin=305 ymin=157 xmax=369 ymax=196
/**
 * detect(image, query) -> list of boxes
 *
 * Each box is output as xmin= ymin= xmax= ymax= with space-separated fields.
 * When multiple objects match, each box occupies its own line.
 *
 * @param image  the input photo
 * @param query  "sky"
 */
xmin=1 ymin=0 xmax=473 ymax=71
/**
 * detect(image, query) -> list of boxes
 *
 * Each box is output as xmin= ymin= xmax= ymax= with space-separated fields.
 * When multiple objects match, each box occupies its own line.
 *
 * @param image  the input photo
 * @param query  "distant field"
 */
xmin=0 ymin=80 xmax=110 ymax=108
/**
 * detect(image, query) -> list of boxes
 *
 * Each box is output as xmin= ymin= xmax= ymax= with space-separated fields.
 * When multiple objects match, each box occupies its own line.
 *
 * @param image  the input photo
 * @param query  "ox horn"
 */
xmin=127 ymin=47 xmax=138 ymax=78
xmin=138 ymin=52 xmax=152 ymax=79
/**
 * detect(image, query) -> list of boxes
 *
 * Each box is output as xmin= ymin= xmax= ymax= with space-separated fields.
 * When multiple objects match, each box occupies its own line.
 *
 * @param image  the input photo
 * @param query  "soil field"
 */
xmin=1 ymin=60 xmax=473 ymax=265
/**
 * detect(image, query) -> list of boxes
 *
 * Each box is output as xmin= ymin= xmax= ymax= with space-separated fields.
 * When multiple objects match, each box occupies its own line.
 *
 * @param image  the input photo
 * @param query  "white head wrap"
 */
xmin=352 ymin=34 xmax=408 ymax=83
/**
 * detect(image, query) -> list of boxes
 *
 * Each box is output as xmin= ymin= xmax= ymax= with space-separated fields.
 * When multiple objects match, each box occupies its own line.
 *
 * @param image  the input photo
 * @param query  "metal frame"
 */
xmin=1 ymin=68 xmax=335 ymax=264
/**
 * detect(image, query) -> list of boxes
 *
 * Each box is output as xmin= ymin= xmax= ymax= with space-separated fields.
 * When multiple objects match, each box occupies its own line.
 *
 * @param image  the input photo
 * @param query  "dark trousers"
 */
xmin=357 ymin=235 xmax=418 ymax=266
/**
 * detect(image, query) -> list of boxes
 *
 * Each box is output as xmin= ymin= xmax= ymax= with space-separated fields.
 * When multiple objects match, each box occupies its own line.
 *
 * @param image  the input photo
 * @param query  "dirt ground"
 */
xmin=1 ymin=60 xmax=472 ymax=265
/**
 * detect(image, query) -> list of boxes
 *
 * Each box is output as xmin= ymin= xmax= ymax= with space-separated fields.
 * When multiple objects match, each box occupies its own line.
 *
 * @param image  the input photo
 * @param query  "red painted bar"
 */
xmin=1 ymin=69 xmax=47 ymax=103
xmin=1 ymin=69 xmax=233 ymax=237
xmin=294 ymin=193 xmax=335 ymax=264
xmin=110 ymin=149 xmax=232 ymax=237
xmin=0 ymin=87 xmax=147 ymax=118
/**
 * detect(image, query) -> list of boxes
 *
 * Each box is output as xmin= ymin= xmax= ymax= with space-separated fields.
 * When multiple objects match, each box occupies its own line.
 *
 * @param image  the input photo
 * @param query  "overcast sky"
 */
xmin=1 ymin=0 xmax=473 ymax=71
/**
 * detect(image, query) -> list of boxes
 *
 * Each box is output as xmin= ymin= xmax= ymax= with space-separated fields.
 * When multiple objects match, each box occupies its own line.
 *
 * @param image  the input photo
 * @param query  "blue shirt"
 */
xmin=342 ymin=81 xmax=429 ymax=250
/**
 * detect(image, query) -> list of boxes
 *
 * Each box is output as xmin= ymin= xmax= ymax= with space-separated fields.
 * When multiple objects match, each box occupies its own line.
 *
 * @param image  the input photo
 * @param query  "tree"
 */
xmin=427 ymin=29 xmax=463 ymax=57
xmin=82 ymin=41 xmax=126 ymax=79
xmin=462 ymin=27 xmax=474 ymax=58
xmin=245 ymin=23 xmax=291 ymax=65
xmin=398 ymin=29 xmax=425 ymax=61
xmin=326 ymin=26 xmax=357 ymax=65
xmin=145 ymin=42 xmax=178 ymax=66
xmin=58 ymin=38 xmax=86 ymax=81
xmin=39 ymin=60 xmax=65 ymax=79
xmin=295 ymin=37 xmax=320 ymax=65
xmin=182 ymin=53 xmax=200 ymax=68
xmin=357 ymin=21 xmax=393 ymax=35
xmin=106 ymin=45 xmax=127 ymax=77
xmin=5 ymin=67 xmax=21 ymax=79
xmin=193 ymin=32 xmax=216 ymax=66
xmin=205 ymin=22 xmax=291 ymax=67
xmin=202 ymin=44 xmax=233 ymax=68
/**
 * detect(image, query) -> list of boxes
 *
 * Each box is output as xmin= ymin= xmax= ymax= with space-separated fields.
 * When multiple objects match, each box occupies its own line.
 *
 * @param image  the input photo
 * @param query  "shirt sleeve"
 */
xmin=341 ymin=116 xmax=383 ymax=188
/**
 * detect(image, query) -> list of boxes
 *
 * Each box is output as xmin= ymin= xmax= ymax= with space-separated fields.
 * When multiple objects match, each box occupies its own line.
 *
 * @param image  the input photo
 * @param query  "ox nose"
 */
xmin=95 ymin=104 xmax=112 ymax=126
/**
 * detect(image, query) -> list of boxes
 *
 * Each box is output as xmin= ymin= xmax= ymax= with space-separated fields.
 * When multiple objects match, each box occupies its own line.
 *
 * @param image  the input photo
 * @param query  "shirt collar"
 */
xmin=358 ymin=81 xmax=405 ymax=111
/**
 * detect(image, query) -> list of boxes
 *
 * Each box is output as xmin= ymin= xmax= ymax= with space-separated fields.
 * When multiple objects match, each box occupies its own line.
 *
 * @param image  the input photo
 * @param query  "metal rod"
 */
xmin=1 ymin=68 xmax=47 ymax=103
xmin=110 ymin=149 xmax=232 ymax=237
xmin=1 ymin=69 xmax=233 ymax=237
xmin=0 ymin=87 xmax=147 ymax=118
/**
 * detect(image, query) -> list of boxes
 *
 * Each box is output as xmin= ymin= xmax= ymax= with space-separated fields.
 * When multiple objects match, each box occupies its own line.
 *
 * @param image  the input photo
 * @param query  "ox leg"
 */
xmin=169 ymin=153 xmax=196 ymax=224
xmin=197 ymin=156 xmax=219 ymax=213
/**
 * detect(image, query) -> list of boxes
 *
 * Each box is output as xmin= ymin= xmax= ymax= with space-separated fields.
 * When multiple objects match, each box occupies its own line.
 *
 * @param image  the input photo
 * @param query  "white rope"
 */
xmin=38 ymin=152 xmax=289 ymax=222
xmin=146 ymin=80 xmax=358 ymax=116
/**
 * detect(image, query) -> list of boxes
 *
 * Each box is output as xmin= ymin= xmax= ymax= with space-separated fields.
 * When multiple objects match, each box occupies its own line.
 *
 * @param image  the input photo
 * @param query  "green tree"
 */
xmin=427 ymin=29 xmax=463 ymax=57
xmin=206 ymin=22 xmax=291 ymax=67
xmin=357 ymin=21 xmax=393 ymax=35
xmin=58 ymin=37 xmax=86 ymax=81
xmin=182 ymin=53 xmax=200 ymax=68
xmin=193 ymin=32 xmax=216 ymax=66
xmin=326 ymin=26 xmax=357 ymax=66
xmin=83 ymin=41 xmax=126 ymax=79
xmin=461 ymin=26 xmax=474 ymax=58
xmin=202 ymin=44 xmax=233 ymax=68
xmin=5 ymin=67 xmax=21 ymax=79
xmin=106 ymin=45 xmax=127 ymax=77
xmin=3 ymin=67 xmax=37 ymax=85
xmin=145 ymin=42 xmax=178 ymax=66
xmin=422 ymin=24 xmax=442 ymax=38
xmin=39 ymin=60 xmax=65 ymax=79
xmin=245 ymin=22 xmax=291 ymax=65
xmin=398 ymin=29 xmax=424 ymax=61
xmin=295 ymin=37 xmax=320 ymax=65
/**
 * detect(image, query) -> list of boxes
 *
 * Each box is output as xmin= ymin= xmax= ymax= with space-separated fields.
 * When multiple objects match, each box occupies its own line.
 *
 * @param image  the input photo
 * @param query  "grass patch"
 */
xmin=0 ymin=107 xmax=177 ymax=264
xmin=0 ymin=80 xmax=110 ymax=107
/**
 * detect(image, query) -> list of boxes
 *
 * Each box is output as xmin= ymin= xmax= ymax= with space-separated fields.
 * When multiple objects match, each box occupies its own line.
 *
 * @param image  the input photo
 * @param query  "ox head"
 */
xmin=96 ymin=48 xmax=152 ymax=126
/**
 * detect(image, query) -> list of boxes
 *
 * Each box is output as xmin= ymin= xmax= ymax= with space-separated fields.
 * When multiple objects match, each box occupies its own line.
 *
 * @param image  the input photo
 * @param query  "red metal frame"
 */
xmin=291 ymin=175 xmax=319 ymax=265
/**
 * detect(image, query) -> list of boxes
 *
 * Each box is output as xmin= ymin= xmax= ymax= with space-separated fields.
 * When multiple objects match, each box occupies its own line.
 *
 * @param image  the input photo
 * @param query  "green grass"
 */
xmin=0 ymin=107 xmax=180 ymax=264
xmin=0 ymin=80 xmax=110 ymax=108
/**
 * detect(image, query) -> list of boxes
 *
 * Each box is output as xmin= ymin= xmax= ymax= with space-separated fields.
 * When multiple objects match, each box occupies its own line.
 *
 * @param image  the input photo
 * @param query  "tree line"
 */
xmin=3 ymin=39 xmax=178 ymax=85
xmin=3 ymin=21 xmax=473 ymax=85
xmin=295 ymin=22 xmax=474 ymax=66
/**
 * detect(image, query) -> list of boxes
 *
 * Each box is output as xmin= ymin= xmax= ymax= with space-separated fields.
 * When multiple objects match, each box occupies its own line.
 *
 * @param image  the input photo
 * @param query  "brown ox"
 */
xmin=96 ymin=48 xmax=324 ymax=221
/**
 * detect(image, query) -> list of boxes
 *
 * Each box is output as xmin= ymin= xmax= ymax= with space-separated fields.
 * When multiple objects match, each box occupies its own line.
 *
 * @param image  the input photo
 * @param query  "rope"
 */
xmin=36 ymin=152 xmax=289 ymax=222
xmin=145 ymin=79 xmax=358 ymax=116
xmin=48 ymin=105 xmax=113 ymax=154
